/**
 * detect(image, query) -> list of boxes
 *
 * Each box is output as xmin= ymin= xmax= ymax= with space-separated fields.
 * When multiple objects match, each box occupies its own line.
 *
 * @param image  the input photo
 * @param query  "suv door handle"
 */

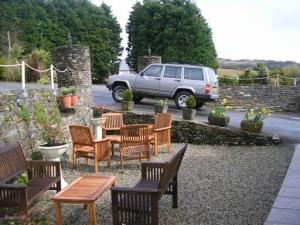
xmin=154 ymin=78 xmax=161 ymax=80
xmin=174 ymin=79 xmax=180 ymax=82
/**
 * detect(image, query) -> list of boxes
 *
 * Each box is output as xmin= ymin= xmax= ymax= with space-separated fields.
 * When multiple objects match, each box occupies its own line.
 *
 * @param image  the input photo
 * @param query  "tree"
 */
xmin=255 ymin=63 xmax=269 ymax=85
xmin=0 ymin=0 xmax=122 ymax=82
xmin=126 ymin=0 xmax=218 ymax=72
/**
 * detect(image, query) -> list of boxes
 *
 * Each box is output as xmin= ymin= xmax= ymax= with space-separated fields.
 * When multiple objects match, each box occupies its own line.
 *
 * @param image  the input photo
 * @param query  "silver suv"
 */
xmin=106 ymin=63 xmax=219 ymax=109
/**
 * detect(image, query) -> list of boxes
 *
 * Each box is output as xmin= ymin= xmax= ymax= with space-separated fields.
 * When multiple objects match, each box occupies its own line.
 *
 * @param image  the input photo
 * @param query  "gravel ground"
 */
xmin=31 ymin=143 xmax=294 ymax=225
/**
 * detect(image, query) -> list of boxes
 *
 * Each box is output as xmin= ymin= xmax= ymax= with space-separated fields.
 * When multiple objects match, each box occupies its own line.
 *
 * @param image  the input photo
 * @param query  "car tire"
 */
xmin=133 ymin=95 xmax=144 ymax=103
xmin=175 ymin=91 xmax=193 ymax=109
xmin=195 ymin=101 xmax=204 ymax=109
xmin=112 ymin=85 xmax=127 ymax=103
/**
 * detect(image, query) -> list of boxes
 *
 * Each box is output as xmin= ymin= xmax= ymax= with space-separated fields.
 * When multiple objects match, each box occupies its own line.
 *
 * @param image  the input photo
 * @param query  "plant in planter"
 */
xmin=60 ymin=86 xmax=72 ymax=109
xmin=121 ymin=89 xmax=134 ymax=111
xmin=69 ymin=86 xmax=79 ymax=107
xmin=91 ymin=105 xmax=106 ymax=140
xmin=208 ymin=98 xmax=231 ymax=127
xmin=183 ymin=96 xmax=196 ymax=120
xmin=240 ymin=107 xmax=271 ymax=133
xmin=33 ymin=103 xmax=68 ymax=187
xmin=155 ymin=99 xmax=168 ymax=114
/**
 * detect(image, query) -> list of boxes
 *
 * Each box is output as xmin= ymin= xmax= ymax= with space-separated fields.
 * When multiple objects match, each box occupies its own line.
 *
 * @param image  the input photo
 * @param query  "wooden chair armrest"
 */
xmin=27 ymin=160 xmax=61 ymax=179
xmin=153 ymin=126 xmax=171 ymax=132
xmin=93 ymin=137 xmax=110 ymax=144
xmin=141 ymin=162 xmax=167 ymax=179
xmin=0 ymin=184 xmax=27 ymax=216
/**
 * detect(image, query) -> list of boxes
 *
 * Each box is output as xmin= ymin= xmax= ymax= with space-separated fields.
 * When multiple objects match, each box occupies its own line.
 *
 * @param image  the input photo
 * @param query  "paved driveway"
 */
xmin=1 ymin=82 xmax=300 ymax=143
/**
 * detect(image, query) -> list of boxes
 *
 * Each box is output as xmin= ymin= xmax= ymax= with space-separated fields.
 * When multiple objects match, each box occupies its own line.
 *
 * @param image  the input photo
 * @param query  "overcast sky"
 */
xmin=91 ymin=0 xmax=300 ymax=63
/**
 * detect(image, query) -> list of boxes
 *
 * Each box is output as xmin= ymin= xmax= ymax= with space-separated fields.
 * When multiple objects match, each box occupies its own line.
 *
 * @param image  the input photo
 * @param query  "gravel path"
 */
xmin=32 ymin=143 xmax=294 ymax=225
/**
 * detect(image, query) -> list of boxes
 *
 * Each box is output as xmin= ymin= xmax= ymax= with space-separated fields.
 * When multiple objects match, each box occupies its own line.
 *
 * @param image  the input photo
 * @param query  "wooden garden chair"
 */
xmin=102 ymin=113 xmax=124 ymax=154
xmin=120 ymin=124 xmax=151 ymax=173
xmin=149 ymin=112 xmax=173 ymax=156
xmin=69 ymin=125 xmax=111 ymax=172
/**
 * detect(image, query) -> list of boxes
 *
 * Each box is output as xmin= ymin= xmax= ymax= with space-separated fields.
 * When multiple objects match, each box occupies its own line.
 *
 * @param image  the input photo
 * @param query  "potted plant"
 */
xmin=208 ymin=98 xmax=230 ymax=127
xmin=121 ymin=89 xmax=134 ymax=111
xmin=183 ymin=96 xmax=196 ymax=120
xmin=91 ymin=105 xmax=106 ymax=140
xmin=33 ymin=103 xmax=68 ymax=187
xmin=59 ymin=87 xmax=72 ymax=109
xmin=155 ymin=99 xmax=168 ymax=114
xmin=69 ymin=86 xmax=79 ymax=107
xmin=240 ymin=107 xmax=271 ymax=133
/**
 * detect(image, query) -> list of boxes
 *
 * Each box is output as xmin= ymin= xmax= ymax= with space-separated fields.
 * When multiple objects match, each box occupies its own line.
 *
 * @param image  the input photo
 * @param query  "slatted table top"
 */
xmin=52 ymin=175 xmax=116 ymax=203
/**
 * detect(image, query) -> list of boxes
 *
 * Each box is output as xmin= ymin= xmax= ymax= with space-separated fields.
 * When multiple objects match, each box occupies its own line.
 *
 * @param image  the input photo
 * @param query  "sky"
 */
xmin=91 ymin=0 xmax=300 ymax=63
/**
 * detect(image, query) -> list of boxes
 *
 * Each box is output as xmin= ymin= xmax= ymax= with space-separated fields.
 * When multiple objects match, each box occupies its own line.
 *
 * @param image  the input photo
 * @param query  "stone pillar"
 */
xmin=138 ymin=56 xmax=161 ymax=72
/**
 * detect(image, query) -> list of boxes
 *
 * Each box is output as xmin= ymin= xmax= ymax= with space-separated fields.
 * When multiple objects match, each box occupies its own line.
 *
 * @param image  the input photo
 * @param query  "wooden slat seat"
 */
xmin=0 ymin=143 xmax=61 ymax=218
xmin=111 ymin=144 xmax=187 ymax=225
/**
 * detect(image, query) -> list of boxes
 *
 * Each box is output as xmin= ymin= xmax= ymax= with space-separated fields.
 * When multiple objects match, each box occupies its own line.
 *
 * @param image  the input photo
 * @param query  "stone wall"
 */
xmin=0 ymin=88 xmax=92 ymax=157
xmin=123 ymin=113 xmax=279 ymax=146
xmin=218 ymin=85 xmax=300 ymax=112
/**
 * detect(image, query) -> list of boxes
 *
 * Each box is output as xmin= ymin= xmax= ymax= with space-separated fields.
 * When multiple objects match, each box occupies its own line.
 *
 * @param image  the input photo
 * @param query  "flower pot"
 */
xmin=60 ymin=95 xmax=72 ymax=109
xmin=121 ymin=101 xmax=134 ymax=111
xmin=183 ymin=108 xmax=196 ymax=120
xmin=208 ymin=114 xmax=230 ymax=127
xmin=71 ymin=95 xmax=79 ymax=106
xmin=240 ymin=120 xmax=263 ymax=133
xmin=38 ymin=143 xmax=69 ymax=188
xmin=155 ymin=105 xmax=168 ymax=114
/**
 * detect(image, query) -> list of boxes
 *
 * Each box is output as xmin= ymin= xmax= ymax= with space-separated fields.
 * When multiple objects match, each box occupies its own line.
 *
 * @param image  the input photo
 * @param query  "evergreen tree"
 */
xmin=0 ymin=0 xmax=122 ymax=82
xmin=126 ymin=0 xmax=218 ymax=72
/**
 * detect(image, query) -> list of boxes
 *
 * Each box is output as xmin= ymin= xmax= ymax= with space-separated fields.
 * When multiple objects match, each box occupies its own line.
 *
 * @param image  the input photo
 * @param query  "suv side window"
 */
xmin=143 ymin=65 xmax=163 ymax=77
xmin=184 ymin=67 xmax=204 ymax=81
xmin=163 ymin=66 xmax=181 ymax=79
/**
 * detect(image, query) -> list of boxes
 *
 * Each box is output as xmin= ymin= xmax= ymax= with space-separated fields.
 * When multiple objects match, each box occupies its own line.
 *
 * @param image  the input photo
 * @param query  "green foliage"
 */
xmin=19 ymin=105 xmax=30 ymax=125
xmin=244 ymin=108 xmax=271 ymax=123
xmin=68 ymin=86 xmax=77 ymax=95
xmin=0 ymin=0 xmax=122 ymax=83
xmin=255 ymin=63 xmax=269 ymax=84
xmin=239 ymin=69 xmax=258 ymax=84
xmin=37 ymin=76 xmax=50 ymax=84
xmin=126 ymin=0 xmax=218 ymax=72
xmin=156 ymin=98 xmax=168 ymax=106
xmin=210 ymin=99 xmax=230 ymax=117
xmin=92 ymin=105 xmax=105 ymax=118
xmin=123 ymin=89 xmax=133 ymax=101
xmin=30 ymin=151 xmax=44 ymax=160
xmin=33 ymin=103 xmax=64 ymax=145
xmin=186 ymin=96 xmax=196 ymax=109
xmin=60 ymin=87 xmax=72 ymax=96
xmin=15 ymin=173 xmax=28 ymax=186
xmin=0 ymin=56 xmax=5 ymax=79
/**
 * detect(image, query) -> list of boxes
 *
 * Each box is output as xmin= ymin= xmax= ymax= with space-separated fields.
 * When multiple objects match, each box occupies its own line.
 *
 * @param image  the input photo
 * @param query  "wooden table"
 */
xmin=52 ymin=175 xmax=116 ymax=225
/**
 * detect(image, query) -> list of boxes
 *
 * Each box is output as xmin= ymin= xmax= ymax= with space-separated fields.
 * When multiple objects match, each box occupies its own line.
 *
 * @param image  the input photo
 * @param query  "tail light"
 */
xmin=205 ymin=84 xmax=211 ymax=94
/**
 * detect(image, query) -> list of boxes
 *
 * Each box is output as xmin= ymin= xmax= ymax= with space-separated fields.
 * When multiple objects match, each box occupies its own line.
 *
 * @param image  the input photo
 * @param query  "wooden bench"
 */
xmin=111 ymin=144 xmax=187 ymax=225
xmin=0 ymin=143 xmax=61 ymax=218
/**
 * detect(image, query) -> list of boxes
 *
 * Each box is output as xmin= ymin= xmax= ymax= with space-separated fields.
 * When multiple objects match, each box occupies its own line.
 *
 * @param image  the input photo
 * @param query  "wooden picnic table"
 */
xmin=52 ymin=175 xmax=116 ymax=225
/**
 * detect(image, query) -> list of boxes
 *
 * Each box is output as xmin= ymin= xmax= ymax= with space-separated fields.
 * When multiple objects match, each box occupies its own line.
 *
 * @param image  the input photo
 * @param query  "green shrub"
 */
xmin=30 ymin=151 xmax=44 ymax=160
xmin=0 ymin=56 xmax=5 ymax=80
xmin=60 ymin=87 xmax=71 ymax=95
xmin=68 ymin=86 xmax=77 ymax=95
xmin=123 ymin=89 xmax=133 ymax=101
xmin=37 ymin=77 xmax=50 ymax=84
xmin=19 ymin=105 xmax=30 ymax=125
xmin=186 ymin=96 xmax=196 ymax=109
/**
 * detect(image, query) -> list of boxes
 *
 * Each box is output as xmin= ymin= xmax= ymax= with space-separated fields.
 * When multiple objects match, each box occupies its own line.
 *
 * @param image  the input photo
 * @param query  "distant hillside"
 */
xmin=218 ymin=58 xmax=300 ymax=70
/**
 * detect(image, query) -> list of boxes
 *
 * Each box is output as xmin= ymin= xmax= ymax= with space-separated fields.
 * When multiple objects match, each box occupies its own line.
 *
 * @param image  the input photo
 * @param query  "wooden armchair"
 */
xmin=69 ymin=125 xmax=111 ymax=172
xmin=150 ymin=112 xmax=173 ymax=156
xmin=120 ymin=124 xmax=151 ymax=173
xmin=102 ymin=113 xmax=124 ymax=153
xmin=111 ymin=144 xmax=187 ymax=225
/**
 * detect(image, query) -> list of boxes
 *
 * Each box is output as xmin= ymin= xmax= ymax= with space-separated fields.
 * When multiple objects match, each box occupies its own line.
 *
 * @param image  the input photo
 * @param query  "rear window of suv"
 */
xmin=207 ymin=69 xmax=218 ymax=84
xmin=184 ymin=67 xmax=204 ymax=81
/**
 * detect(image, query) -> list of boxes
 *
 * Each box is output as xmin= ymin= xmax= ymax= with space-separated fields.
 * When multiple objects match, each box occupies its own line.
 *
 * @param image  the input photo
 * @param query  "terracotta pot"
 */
xmin=60 ymin=95 xmax=72 ymax=108
xmin=71 ymin=95 xmax=79 ymax=106
xmin=208 ymin=114 xmax=230 ymax=127
xmin=240 ymin=120 xmax=263 ymax=133
xmin=121 ymin=101 xmax=134 ymax=111
xmin=183 ymin=108 xmax=196 ymax=120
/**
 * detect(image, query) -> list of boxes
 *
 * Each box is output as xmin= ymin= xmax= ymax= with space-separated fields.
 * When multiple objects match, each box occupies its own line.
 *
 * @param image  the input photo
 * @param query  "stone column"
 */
xmin=138 ymin=56 xmax=161 ymax=72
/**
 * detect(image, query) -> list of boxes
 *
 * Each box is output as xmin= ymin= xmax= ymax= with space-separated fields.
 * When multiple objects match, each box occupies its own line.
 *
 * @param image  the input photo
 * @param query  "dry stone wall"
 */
xmin=217 ymin=85 xmax=300 ymax=112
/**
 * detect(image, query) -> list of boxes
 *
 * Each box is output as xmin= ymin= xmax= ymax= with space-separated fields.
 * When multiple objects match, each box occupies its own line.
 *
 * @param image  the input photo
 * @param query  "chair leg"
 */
xmin=172 ymin=175 xmax=178 ymax=208
xmin=72 ymin=152 xmax=77 ymax=169
xmin=94 ymin=158 xmax=98 ymax=173
xmin=120 ymin=155 xmax=124 ymax=173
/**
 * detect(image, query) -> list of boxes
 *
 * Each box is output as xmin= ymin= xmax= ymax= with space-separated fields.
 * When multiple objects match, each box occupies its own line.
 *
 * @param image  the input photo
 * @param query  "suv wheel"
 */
xmin=112 ymin=85 xmax=127 ymax=103
xmin=175 ymin=91 xmax=193 ymax=109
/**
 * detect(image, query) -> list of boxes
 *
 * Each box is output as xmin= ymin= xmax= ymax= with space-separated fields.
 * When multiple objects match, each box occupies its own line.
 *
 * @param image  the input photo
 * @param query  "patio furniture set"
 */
xmin=0 ymin=112 xmax=188 ymax=225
